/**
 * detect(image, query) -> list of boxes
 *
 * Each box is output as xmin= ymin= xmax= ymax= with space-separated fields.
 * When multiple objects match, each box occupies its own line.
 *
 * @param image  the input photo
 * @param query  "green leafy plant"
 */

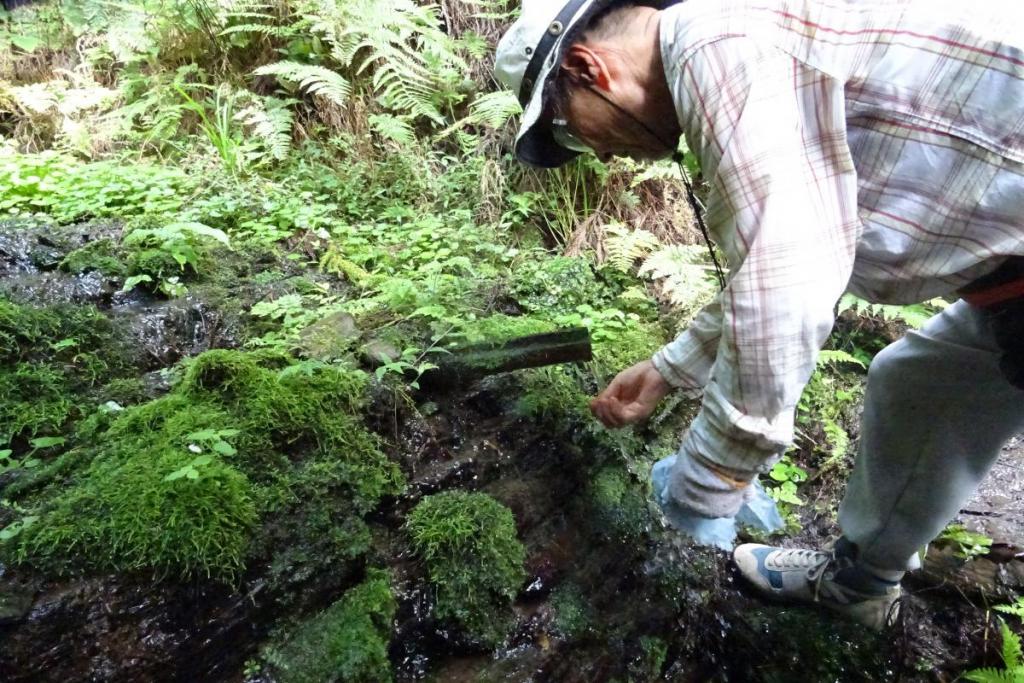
xmin=963 ymin=619 xmax=1024 ymax=682
xmin=174 ymin=84 xmax=248 ymax=173
xmin=122 ymin=221 xmax=230 ymax=296
xmin=767 ymin=455 xmax=808 ymax=506
xmin=838 ymin=293 xmax=946 ymax=330
xmin=938 ymin=524 xmax=993 ymax=560
xmin=164 ymin=429 xmax=239 ymax=482
xmin=372 ymin=346 xmax=439 ymax=389
xmin=793 ymin=350 xmax=864 ymax=472
xmin=0 ymin=514 xmax=39 ymax=542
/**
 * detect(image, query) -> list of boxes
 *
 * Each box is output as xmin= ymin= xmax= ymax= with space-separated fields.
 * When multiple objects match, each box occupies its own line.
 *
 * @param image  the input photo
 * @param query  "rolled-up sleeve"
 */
xmin=656 ymin=36 xmax=863 ymax=474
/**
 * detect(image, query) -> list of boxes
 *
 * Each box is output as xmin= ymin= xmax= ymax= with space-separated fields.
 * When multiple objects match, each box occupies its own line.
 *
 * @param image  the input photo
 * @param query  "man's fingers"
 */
xmin=603 ymin=401 xmax=624 ymax=428
xmin=605 ymin=397 xmax=631 ymax=428
xmin=590 ymin=397 xmax=617 ymax=428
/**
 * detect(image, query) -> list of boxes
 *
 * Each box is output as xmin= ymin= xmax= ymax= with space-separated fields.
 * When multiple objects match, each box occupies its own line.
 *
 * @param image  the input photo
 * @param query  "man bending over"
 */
xmin=495 ymin=0 xmax=1024 ymax=630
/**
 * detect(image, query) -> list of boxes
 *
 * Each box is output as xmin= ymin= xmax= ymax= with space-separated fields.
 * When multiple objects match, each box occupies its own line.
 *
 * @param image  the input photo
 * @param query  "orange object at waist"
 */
xmin=962 ymin=276 xmax=1024 ymax=309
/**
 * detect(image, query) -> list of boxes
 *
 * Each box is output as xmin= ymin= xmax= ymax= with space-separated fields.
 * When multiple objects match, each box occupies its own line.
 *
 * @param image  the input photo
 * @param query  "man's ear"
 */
xmin=561 ymin=44 xmax=613 ymax=91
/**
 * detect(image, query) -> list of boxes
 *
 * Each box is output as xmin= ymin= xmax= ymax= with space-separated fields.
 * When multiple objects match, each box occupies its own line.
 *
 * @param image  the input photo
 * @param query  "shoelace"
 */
xmin=765 ymin=547 xmax=846 ymax=603
xmin=806 ymin=549 xmax=843 ymax=603
xmin=769 ymin=548 xmax=832 ymax=571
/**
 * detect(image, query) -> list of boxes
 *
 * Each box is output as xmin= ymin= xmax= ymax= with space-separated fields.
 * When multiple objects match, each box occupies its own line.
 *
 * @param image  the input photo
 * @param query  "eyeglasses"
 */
xmin=550 ymin=117 xmax=594 ymax=154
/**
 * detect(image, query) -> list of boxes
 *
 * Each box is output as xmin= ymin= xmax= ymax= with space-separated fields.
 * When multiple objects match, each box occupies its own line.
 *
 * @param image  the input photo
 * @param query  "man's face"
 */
xmin=559 ymin=83 xmax=675 ymax=162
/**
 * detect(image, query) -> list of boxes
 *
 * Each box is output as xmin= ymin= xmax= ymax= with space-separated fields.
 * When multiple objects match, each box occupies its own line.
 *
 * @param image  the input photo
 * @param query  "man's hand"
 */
xmin=589 ymin=359 xmax=672 ymax=428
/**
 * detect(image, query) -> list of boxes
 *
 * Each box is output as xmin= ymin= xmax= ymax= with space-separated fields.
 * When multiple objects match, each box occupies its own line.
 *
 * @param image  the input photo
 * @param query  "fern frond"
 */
xmin=219 ymin=23 xmax=297 ymax=38
xmin=468 ymin=90 xmax=521 ymax=129
xmin=459 ymin=31 xmax=490 ymax=59
xmin=235 ymin=96 xmax=294 ymax=161
xmin=9 ymin=83 xmax=57 ymax=115
xmin=254 ymin=61 xmax=350 ymax=107
xmin=603 ymin=223 xmax=660 ymax=272
xmin=302 ymin=0 xmax=465 ymax=125
xmin=374 ymin=66 xmax=444 ymax=122
xmin=994 ymin=600 xmax=1024 ymax=620
xmin=1000 ymin=620 xmax=1024 ymax=671
xmin=837 ymin=293 xmax=937 ymax=329
xmin=817 ymin=349 xmax=867 ymax=369
xmin=368 ymin=113 xmax=414 ymax=146
xmin=639 ymin=244 xmax=719 ymax=315
xmin=962 ymin=667 xmax=1023 ymax=683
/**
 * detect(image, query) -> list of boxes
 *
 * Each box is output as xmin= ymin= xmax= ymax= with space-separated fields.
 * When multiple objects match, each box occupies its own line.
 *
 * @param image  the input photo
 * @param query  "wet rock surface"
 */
xmin=0 ymin=383 xmax=1015 ymax=682
xmin=0 ymin=217 xmax=1019 ymax=681
xmin=0 ymin=220 xmax=261 ymax=368
xmin=914 ymin=434 xmax=1024 ymax=601
xmin=962 ymin=434 xmax=1024 ymax=546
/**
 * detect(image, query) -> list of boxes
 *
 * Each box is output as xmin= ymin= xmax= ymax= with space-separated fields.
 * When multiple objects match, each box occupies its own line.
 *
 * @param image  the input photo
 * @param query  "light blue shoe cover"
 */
xmin=651 ymin=455 xmax=785 ymax=551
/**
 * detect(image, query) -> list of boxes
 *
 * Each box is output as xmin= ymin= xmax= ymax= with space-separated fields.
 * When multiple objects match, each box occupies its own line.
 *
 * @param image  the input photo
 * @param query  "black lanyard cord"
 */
xmin=674 ymin=151 xmax=727 ymax=290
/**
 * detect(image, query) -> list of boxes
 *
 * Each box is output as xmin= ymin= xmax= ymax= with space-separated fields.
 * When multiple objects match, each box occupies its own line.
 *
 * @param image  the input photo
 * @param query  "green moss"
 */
xmin=407 ymin=491 xmax=526 ymax=643
xmin=550 ymin=583 xmax=592 ymax=640
xmin=100 ymin=377 xmax=151 ymax=406
xmin=515 ymin=365 xmax=590 ymax=422
xmin=264 ymin=569 xmax=396 ymax=683
xmin=13 ymin=398 xmax=255 ymax=580
xmin=0 ymin=363 xmax=73 ymax=443
xmin=59 ymin=238 xmax=127 ymax=277
xmin=0 ymin=298 xmax=123 ymax=365
xmin=179 ymin=351 xmax=401 ymax=505
xmin=0 ymin=300 xmax=131 ymax=442
xmin=588 ymin=466 xmax=650 ymax=541
xmin=450 ymin=313 xmax=557 ymax=345
xmin=590 ymin=316 xmax=664 ymax=380
xmin=628 ymin=636 xmax=667 ymax=682
xmin=128 ymin=246 xmax=189 ymax=281
xmin=2 ymin=349 xmax=404 ymax=583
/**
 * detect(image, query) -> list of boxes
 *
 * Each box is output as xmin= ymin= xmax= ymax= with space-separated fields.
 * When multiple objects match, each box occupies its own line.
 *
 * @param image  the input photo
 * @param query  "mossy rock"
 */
xmin=0 ymin=300 xmax=132 ymax=445
xmin=59 ymin=238 xmax=127 ymax=277
xmin=0 ymin=298 xmax=124 ymax=366
xmin=100 ymin=377 xmax=152 ymax=407
xmin=515 ymin=365 xmax=590 ymax=422
xmin=588 ymin=466 xmax=651 ymax=541
xmin=590 ymin=315 xmax=664 ymax=380
xmin=627 ymin=635 xmax=668 ymax=682
xmin=0 ymin=363 xmax=73 ymax=443
xmin=264 ymin=569 xmax=396 ymax=683
xmin=550 ymin=583 xmax=593 ymax=641
xmin=508 ymin=255 xmax=613 ymax=317
xmin=2 ymin=349 xmax=404 ymax=583
xmin=449 ymin=313 xmax=557 ymax=346
xmin=178 ymin=350 xmax=401 ymax=505
xmin=10 ymin=397 xmax=255 ymax=579
xmin=407 ymin=490 xmax=526 ymax=644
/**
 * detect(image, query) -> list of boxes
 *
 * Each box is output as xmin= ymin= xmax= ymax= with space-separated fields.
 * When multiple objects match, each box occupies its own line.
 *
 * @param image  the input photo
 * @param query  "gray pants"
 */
xmin=839 ymin=300 xmax=1024 ymax=572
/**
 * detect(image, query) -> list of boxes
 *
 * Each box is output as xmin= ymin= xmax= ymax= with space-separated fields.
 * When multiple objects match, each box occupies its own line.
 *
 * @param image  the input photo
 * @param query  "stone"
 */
xmin=297 ymin=310 xmax=359 ymax=359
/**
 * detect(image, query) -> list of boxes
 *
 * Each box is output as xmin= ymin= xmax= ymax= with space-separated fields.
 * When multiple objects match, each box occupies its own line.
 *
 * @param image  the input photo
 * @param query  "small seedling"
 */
xmin=939 ymin=524 xmax=993 ymax=560
xmin=767 ymin=456 xmax=808 ymax=506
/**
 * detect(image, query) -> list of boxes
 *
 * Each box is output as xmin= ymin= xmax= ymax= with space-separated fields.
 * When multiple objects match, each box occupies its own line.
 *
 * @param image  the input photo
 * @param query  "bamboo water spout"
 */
xmin=417 ymin=327 xmax=592 ymax=389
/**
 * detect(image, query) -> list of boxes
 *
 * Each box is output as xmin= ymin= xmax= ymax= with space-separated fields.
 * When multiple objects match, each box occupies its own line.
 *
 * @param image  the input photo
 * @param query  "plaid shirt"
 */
xmin=651 ymin=0 xmax=1024 ymax=475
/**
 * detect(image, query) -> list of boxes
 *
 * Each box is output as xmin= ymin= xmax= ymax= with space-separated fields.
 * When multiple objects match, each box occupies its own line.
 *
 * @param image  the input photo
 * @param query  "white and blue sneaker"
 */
xmin=733 ymin=537 xmax=902 ymax=631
